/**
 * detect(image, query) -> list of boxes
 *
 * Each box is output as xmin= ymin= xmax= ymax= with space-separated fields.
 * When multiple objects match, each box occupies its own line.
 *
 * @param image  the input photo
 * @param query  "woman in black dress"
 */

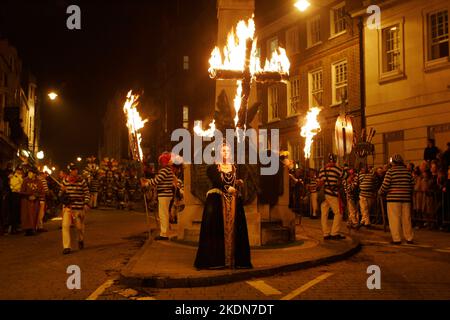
xmin=194 ymin=144 xmax=252 ymax=269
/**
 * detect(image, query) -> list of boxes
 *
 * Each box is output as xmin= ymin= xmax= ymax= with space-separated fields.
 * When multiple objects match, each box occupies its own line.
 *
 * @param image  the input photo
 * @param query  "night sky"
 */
xmin=0 ymin=0 xmax=289 ymax=167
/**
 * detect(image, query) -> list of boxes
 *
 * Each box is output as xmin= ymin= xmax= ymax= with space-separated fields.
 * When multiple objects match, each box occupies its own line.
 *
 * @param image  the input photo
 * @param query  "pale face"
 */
xmin=28 ymin=171 xmax=35 ymax=179
xmin=221 ymin=145 xmax=232 ymax=164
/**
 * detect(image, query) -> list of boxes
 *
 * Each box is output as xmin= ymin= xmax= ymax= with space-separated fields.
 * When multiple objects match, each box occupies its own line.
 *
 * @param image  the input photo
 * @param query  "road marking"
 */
xmin=280 ymin=272 xmax=333 ymax=300
xmin=86 ymin=279 xmax=115 ymax=300
xmin=247 ymin=280 xmax=282 ymax=296
xmin=434 ymin=249 xmax=450 ymax=253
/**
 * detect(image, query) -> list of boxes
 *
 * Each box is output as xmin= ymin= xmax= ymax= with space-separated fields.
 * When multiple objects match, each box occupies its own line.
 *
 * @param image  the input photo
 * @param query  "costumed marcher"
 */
xmin=358 ymin=167 xmax=377 ymax=227
xmin=169 ymin=157 xmax=184 ymax=225
xmin=84 ymin=156 xmax=100 ymax=209
xmin=36 ymin=170 xmax=49 ymax=232
xmin=343 ymin=168 xmax=359 ymax=228
xmin=125 ymin=168 xmax=140 ymax=210
xmin=141 ymin=152 xmax=176 ymax=240
xmin=307 ymin=170 xmax=319 ymax=219
xmin=379 ymin=154 xmax=415 ymax=245
xmin=20 ymin=168 xmax=44 ymax=236
xmin=59 ymin=163 xmax=90 ymax=254
xmin=8 ymin=167 xmax=23 ymax=234
xmin=194 ymin=143 xmax=252 ymax=270
xmin=318 ymin=153 xmax=346 ymax=240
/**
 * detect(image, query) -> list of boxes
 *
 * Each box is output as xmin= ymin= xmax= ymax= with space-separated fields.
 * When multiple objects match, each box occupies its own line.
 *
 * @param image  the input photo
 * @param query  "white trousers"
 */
xmin=321 ymin=195 xmax=343 ymax=236
xmin=62 ymin=207 xmax=85 ymax=249
xmin=387 ymin=202 xmax=414 ymax=242
xmin=310 ymin=192 xmax=318 ymax=216
xmin=37 ymin=201 xmax=46 ymax=229
xmin=158 ymin=197 xmax=171 ymax=237
xmin=90 ymin=192 xmax=98 ymax=208
xmin=359 ymin=196 xmax=374 ymax=226
xmin=347 ymin=199 xmax=359 ymax=225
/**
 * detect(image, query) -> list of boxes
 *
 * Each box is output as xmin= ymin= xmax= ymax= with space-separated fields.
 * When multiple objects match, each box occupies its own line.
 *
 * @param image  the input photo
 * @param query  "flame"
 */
xmin=194 ymin=120 xmax=216 ymax=138
xmin=43 ymin=165 xmax=52 ymax=175
xmin=209 ymin=17 xmax=290 ymax=129
xmin=300 ymin=107 xmax=322 ymax=159
xmin=123 ymin=90 xmax=148 ymax=161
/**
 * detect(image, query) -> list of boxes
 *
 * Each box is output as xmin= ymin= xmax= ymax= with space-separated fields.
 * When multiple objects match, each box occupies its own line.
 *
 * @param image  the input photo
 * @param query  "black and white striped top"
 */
xmin=308 ymin=179 xmax=318 ymax=193
xmin=60 ymin=176 xmax=90 ymax=210
xmin=380 ymin=165 xmax=414 ymax=202
xmin=358 ymin=173 xmax=376 ymax=198
xmin=343 ymin=177 xmax=358 ymax=201
xmin=319 ymin=165 xmax=343 ymax=197
xmin=149 ymin=166 xmax=174 ymax=198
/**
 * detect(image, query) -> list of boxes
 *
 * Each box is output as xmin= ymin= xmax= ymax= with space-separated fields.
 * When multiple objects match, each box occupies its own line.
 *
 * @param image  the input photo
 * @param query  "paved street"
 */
xmin=1 ymin=209 xmax=450 ymax=300
xmin=100 ymin=221 xmax=450 ymax=301
xmin=0 ymin=208 xmax=149 ymax=300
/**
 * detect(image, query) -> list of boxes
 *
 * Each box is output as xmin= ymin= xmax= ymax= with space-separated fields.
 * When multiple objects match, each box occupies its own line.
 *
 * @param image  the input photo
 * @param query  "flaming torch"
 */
xmin=194 ymin=120 xmax=216 ymax=138
xmin=300 ymin=107 xmax=322 ymax=160
xmin=208 ymin=16 xmax=290 ymax=133
xmin=122 ymin=90 xmax=152 ymax=237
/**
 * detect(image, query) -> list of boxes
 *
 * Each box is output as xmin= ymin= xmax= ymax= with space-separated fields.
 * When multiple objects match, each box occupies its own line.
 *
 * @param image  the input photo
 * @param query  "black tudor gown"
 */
xmin=194 ymin=164 xmax=252 ymax=269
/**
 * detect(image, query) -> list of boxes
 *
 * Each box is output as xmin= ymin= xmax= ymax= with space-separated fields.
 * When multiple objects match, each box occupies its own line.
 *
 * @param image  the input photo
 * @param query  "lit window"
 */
xmin=332 ymin=61 xmax=347 ymax=104
xmin=268 ymin=86 xmax=279 ymax=121
xmin=183 ymin=56 xmax=189 ymax=70
xmin=307 ymin=15 xmax=321 ymax=47
xmin=286 ymin=27 xmax=300 ymax=55
xmin=382 ymin=25 xmax=401 ymax=72
xmin=288 ymin=77 xmax=300 ymax=115
xmin=331 ymin=3 xmax=346 ymax=36
xmin=309 ymin=69 xmax=323 ymax=107
xmin=428 ymin=10 xmax=449 ymax=61
xmin=183 ymin=106 xmax=189 ymax=128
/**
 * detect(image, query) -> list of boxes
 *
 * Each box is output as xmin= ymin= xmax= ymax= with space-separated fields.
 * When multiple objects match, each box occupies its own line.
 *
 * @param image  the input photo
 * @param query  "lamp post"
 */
xmin=48 ymin=92 xmax=58 ymax=101
xmin=294 ymin=0 xmax=311 ymax=12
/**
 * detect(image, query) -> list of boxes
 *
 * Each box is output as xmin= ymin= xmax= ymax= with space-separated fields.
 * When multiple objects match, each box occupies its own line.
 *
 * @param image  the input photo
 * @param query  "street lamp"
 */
xmin=48 ymin=92 xmax=58 ymax=101
xmin=36 ymin=151 xmax=44 ymax=160
xmin=295 ymin=0 xmax=311 ymax=11
xmin=77 ymin=157 xmax=82 ymax=162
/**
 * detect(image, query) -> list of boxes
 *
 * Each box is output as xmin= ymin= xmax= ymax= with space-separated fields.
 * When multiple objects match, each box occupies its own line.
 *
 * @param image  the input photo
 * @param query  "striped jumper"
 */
xmin=319 ymin=165 xmax=344 ymax=197
xmin=380 ymin=165 xmax=414 ymax=203
xmin=358 ymin=173 xmax=377 ymax=198
xmin=60 ymin=176 xmax=90 ymax=210
xmin=148 ymin=166 xmax=174 ymax=198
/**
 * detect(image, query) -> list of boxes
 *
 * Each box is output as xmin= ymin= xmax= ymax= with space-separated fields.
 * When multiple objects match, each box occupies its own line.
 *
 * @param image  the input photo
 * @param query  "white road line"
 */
xmin=247 ymin=280 xmax=282 ymax=296
xmin=280 ymin=272 xmax=333 ymax=300
xmin=434 ymin=249 xmax=450 ymax=253
xmin=86 ymin=279 xmax=115 ymax=300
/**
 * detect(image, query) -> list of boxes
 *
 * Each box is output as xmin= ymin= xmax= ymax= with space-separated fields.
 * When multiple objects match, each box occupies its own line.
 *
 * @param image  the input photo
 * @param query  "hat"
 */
xmin=328 ymin=153 xmax=337 ymax=163
xmin=68 ymin=163 xmax=78 ymax=171
xmin=391 ymin=154 xmax=404 ymax=164
xmin=158 ymin=152 xmax=172 ymax=167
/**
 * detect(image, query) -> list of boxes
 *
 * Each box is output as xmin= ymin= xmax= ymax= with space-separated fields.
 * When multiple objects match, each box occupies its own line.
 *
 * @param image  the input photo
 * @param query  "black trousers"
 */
xmin=8 ymin=192 xmax=21 ymax=228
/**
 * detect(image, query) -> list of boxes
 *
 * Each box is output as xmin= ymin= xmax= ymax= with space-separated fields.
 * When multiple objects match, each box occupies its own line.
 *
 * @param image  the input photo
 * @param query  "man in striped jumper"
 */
xmin=59 ymin=163 xmax=90 ymax=254
xmin=318 ymin=154 xmax=346 ymax=240
xmin=379 ymin=154 xmax=415 ymax=245
xmin=358 ymin=167 xmax=377 ymax=227
xmin=36 ymin=171 xmax=49 ymax=232
xmin=141 ymin=152 xmax=176 ymax=240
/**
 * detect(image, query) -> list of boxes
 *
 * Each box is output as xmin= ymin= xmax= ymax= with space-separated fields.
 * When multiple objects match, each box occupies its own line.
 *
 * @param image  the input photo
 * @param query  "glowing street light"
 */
xmin=48 ymin=92 xmax=58 ymax=101
xmin=295 ymin=0 xmax=311 ymax=11
xmin=77 ymin=157 xmax=82 ymax=162
xmin=36 ymin=151 xmax=44 ymax=160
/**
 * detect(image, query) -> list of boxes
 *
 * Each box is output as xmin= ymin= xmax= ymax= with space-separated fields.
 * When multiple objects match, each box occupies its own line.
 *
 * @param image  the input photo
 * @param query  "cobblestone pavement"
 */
xmin=0 ymin=208 xmax=149 ymax=300
xmin=99 ymin=223 xmax=450 ymax=300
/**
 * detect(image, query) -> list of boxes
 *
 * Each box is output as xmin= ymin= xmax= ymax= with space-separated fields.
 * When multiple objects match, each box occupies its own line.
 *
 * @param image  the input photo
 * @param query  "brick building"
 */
xmin=254 ymin=0 xmax=364 ymax=169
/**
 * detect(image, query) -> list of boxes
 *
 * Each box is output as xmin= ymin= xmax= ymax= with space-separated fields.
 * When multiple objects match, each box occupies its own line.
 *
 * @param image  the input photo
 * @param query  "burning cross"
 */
xmin=208 ymin=17 xmax=290 ymax=130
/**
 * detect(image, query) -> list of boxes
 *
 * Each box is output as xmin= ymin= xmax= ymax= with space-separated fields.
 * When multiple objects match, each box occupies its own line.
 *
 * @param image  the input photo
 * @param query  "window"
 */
xmin=268 ymin=85 xmax=279 ymax=121
xmin=330 ymin=3 xmax=347 ymax=36
xmin=288 ymin=76 xmax=300 ymax=116
xmin=183 ymin=56 xmax=189 ymax=70
xmin=332 ymin=61 xmax=347 ymax=104
xmin=309 ymin=69 xmax=323 ymax=107
xmin=307 ymin=16 xmax=321 ymax=47
xmin=427 ymin=10 xmax=449 ymax=61
xmin=313 ymin=135 xmax=324 ymax=168
xmin=182 ymin=106 xmax=189 ymax=129
xmin=383 ymin=25 xmax=401 ymax=72
xmin=286 ymin=27 xmax=300 ymax=55
xmin=268 ymin=37 xmax=279 ymax=56
xmin=288 ymin=141 xmax=302 ymax=164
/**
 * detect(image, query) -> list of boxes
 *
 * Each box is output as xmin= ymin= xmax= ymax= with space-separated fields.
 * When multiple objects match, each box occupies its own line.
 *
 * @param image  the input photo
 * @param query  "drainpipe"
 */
xmin=358 ymin=16 xmax=366 ymax=130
